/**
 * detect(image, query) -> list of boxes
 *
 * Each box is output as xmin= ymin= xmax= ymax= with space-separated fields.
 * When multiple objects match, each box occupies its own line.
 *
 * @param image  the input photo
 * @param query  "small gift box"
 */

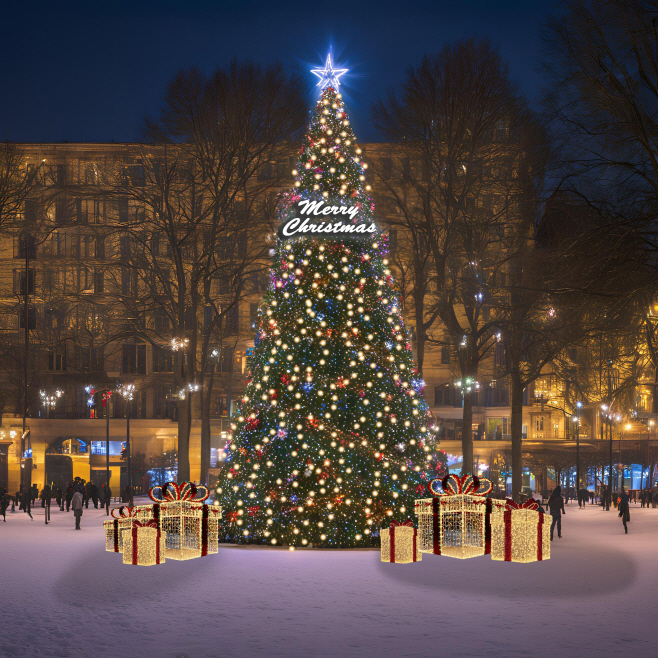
xmin=104 ymin=506 xmax=136 ymax=553
xmin=415 ymin=474 xmax=506 ymax=559
xmin=380 ymin=520 xmax=422 ymax=564
xmin=491 ymin=499 xmax=550 ymax=563
xmin=122 ymin=520 xmax=166 ymax=566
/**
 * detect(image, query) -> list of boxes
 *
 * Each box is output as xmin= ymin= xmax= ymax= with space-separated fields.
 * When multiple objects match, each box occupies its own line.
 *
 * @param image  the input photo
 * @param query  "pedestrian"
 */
xmin=98 ymin=484 xmax=105 ymax=509
xmin=30 ymin=483 xmax=38 ymax=505
xmin=105 ymin=484 xmax=113 ymax=507
xmin=548 ymin=486 xmax=565 ymax=541
xmin=40 ymin=484 xmax=51 ymax=508
xmin=65 ymin=482 xmax=74 ymax=512
xmin=22 ymin=488 xmax=33 ymax=520
xmin=84 ymin=481 xmax=92 ymax=508
xmin=55 ymin=487 xmax=62 ymax=508
xmin=653 ymin=489 xmax=658 ymax=509
xmin=91 ymin=482 xmax=99 ymax=509
xmin=640 ymin=490 xmax=646 ymax=508
xmin=71 ymin=489 xmax=83 ymax=529
xmin=1 ymin=493 xmax=10 ymax=521
xmin=619 ymin=487 xmax=630 ymax=533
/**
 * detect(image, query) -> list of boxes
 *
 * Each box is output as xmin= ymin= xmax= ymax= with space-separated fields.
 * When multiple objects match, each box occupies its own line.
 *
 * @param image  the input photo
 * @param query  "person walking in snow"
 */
xmin=71 ymin=490 xmax=83 ymax=530
xmin=65 ymin=483 xmax=74 ymax=511
xmin=548 ymin=486 xmax=565 ymax=541
xmin=1 ymin=493 xmax=10 ymax=521
xmin=619 ymin=487 xmax=630 ymax=533
xmin=91 ymin=482 xmax=99 ymax=509
xmin=640 ymin=490 xmax=646 ymax=508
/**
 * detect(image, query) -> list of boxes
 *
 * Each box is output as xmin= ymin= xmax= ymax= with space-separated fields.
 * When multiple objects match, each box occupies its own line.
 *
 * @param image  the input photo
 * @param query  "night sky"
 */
xmin=0 ymin=0 xmax=557 ymax=144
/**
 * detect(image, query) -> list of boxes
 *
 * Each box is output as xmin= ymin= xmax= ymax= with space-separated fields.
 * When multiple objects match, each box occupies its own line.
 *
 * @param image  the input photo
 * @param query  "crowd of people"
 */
xmin=0 ymin=478 xmax=116 ymax=528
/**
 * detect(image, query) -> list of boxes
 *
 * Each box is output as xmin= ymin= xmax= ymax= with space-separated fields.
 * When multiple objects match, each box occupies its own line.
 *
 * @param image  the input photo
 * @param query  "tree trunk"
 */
xmin=199 ymin=365 xmax=215 ymax=486
xmin=177 ymin=400 xmax=190 ymax=482
xmin=462 ymin=391 xmax=473 ymax=475
xmin=510 ymin=374 xmax=524 ymax=502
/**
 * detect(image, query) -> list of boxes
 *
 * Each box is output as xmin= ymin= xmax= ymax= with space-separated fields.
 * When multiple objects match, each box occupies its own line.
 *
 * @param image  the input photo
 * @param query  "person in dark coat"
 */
xmin=91 ymin=482 xmax=99 ymax=509
xmin=1 ymin=493 xmax=10 ymax=521
xmin=619 ymin=487 xmax=630 ymax=533
xmin=22 ymin=488 xmax=33 ymax=520
xmin=105 ymin=484 xmax=113 ymax=507
xmin=55 ymin=487 xmax=62 ymax=507
xmin=640 ymin=490 xmax=646 ymax=508
xmin=30 ymin=484 xmax=38 ymax=504
xmin=65 ymin=483 xmax=74 ymax=512
xmin=84 ymin=481 xmax=92 ymax=508
xmin=71 ymin=490 xmax=83 ymax=529
xmin=40 ymin=485 xmax=51 ymax=508
xmin=548 ymin=486 xmax=565 ymax=541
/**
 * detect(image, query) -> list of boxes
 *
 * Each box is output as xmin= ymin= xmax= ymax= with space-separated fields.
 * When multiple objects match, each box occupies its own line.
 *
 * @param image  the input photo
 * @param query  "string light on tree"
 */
xmin=215 ymin=55 xmax=441 ymax=549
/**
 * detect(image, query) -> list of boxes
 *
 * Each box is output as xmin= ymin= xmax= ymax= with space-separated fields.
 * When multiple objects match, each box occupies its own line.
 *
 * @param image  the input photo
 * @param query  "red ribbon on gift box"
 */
xmin=129 ymin=519 xmax=162 ymax=565
xmin=428 ymin=473 xmax=494 ymax=497
xmin=502 ymin=502 xmax=545 ymax=562
xmin=387 ymin=519 xmax=418 ymax=563
xmin=110 ymin=506 xmax=136 ymax=552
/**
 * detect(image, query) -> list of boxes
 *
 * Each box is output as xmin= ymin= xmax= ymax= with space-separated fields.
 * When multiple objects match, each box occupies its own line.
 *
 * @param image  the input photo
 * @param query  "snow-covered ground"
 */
xmin=0 ymin=497 xmax=653 ymax=658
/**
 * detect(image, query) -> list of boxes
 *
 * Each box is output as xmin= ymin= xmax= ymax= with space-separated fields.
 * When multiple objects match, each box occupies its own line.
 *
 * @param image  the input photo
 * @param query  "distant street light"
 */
xmin=40 ymin=388 xmax=63 ymax=419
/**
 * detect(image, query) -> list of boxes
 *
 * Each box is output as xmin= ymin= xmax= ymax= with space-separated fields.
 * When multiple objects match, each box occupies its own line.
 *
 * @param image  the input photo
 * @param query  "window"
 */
xmin=18 ymin=305 xmax=37 ymax=329
xmin=48 ymin=349 xmax=66 ymax=371
xmin=154 ymin=385 xmax=175 ymax=419
xmin=121 ymin=267 xmax=137 ymax=296
xmin=226 ymin=304 xmax=239 ymax=335
xmin=118 ymin=198 xmax=129 ymax=223
xmin=14 ymin=233 xmax=36 ymax=259
xmin=237 ymin=231 xmax=247 ymax=259
xmin=217 ymin=235 xmax=236 ymax=261
xmin=93 ymin=200 xmax=104 ymax=223
xmin=495 ymin=342 xmax=505 ymax=367
xmin=74 ymin=345 xmax=103 ymax=373
xmin=120 ymin=235 xmax=131 ymax=260
xmin=93 ymin=270 xmax=104 ymax=294
xmin=250 ymin=302 xmax=259 ymax=328
xmin=434 ymin=384 xmax=454 ymax=406
xmin=55 ymin=199 xmax=69 ymax=225
xmin=152 ymin=346 xmax=174 ymax=373
xmin=50 ymin=232 xmax=66 ymax=257
xmin=94 ymin=236 xmax=105 ymax=259
xmin=13 ymin=269 xmax=35 ymax=295
xmin=154 ymin=308 xmax=170 ymax=333
xmin=219 ymin=348 xmax=234 ymax=373
xmin=440 ymin=346 xmax=450 ymax=365
xmin=487 ymin=418 xmax=509 ymax=440
xmin=122 ymin=344 xmax=146 ymax=374
xmin=535 ymin=416 xmax=545 ymax=432
xmin=204 ymin=306 xmax=214 ymax=330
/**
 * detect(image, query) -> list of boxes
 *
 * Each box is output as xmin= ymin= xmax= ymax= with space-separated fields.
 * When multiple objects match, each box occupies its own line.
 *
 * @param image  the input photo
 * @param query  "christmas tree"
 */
xmin=216 ymin=63 xmax=440 ymax=548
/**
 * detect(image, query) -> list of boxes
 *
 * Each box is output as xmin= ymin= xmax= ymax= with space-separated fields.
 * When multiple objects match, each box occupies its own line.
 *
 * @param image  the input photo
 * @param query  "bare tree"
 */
xmin=373 ymin=38 xmax=538 ymax=474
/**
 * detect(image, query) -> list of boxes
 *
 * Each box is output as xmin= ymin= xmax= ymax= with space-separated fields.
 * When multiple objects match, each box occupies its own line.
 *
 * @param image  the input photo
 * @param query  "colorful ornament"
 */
xmin=491 ymin=499 xmax=551 ymax=563
xmin=380 ymin=519 xmax=422 ymax=564
xmin=414 ymin=474 xmax=505 ymax=559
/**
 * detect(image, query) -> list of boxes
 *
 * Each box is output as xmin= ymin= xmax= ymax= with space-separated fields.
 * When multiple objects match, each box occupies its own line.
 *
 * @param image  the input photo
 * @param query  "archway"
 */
xmin=45 ymin=437 xmax=88 ymax=490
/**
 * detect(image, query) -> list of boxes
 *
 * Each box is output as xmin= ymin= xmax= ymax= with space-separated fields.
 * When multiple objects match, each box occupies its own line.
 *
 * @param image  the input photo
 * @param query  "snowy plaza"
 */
xmin=1 ymin=500 xmax=654 ymax=658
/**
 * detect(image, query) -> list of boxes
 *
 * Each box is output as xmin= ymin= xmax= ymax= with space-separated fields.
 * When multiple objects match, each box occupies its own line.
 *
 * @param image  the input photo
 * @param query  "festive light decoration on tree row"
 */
xmin=215 ymin=72 xmax=439 ymax=549
xmin=414 ymin=474 xmax=505 ymax=559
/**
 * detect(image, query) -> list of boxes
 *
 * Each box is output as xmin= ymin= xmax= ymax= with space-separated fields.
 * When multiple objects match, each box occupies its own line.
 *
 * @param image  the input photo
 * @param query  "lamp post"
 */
xmin=172 ymin=337 xmax=191 ymax=481
xmin=87 ymin=385 xmax=113 ymax=515
xmin=648 ymin=420 xmax=655 ymax=490
xmin=575 ymin=402 xmax=582 ymax=496
xmin=117 ymin=383 xmax=135 ymax=507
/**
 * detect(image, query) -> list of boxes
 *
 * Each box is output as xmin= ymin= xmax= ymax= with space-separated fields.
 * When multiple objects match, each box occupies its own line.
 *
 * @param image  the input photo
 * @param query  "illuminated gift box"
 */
xmin=414 ymin=474 xmax=505 ymax=559
xmin=135 ymin=482 xmax=220 ymax=561
xmin=491 ymin=499 xmax=551 ymax=563
xmin=122 ymin=520 xmax=165 ymax=566
xmin=380 ymin=520 xmax=422 ymax=564
xmin=104 ymin=506 xmax=136 ymax=553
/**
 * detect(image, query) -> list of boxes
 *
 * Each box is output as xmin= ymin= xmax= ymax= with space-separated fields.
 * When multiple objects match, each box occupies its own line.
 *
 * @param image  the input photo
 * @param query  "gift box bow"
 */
xmin=428 ymin=473 xmax=493 ymax=497
xmin=111 ymin=506 xmax=137 ymax=519
xmin=133 ymin=519 xmax=159 ymax=530
xmin=149 ymin=481 xmax=210 ymax=503
xmin=504 ymin=499 xmax=540 ymax=512
xmin=389 ymin=519 xmax=414 ymax=530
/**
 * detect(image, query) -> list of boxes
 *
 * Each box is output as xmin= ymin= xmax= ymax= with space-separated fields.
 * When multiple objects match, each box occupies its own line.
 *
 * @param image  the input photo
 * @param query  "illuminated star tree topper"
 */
xmin=311 ymin=53 xmax=348 ymax=90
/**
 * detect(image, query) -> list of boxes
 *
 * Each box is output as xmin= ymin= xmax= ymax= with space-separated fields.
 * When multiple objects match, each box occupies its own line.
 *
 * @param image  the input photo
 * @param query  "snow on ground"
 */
xmin=0 ymin=497 xmax=653 ymax=658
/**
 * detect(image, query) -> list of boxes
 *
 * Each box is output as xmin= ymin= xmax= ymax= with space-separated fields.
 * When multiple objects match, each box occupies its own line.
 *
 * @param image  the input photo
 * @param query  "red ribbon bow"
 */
xmin=111 ymin=506 xmax=137 ymax=519
xmin=389 ymin=519 xmax=414 ymax=529
xmin=428 ymin=473 xmax=493 ymax=497
xmin=504 ymin=499 xmax=539 ymax=511
xmin=149 ymin=481 xmax=210 ymax=503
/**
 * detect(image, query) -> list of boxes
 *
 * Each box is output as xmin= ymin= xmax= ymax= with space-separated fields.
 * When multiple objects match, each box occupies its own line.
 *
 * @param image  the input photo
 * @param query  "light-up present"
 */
xmin=122 ymin=519 xmax=166 ymax=566
xmin=491 ymin=499 xmax=551 ymax=563
xmin=414 ymin=474 xmax=505 ymax=559
xmin=104 ymin=506 xmax=136 ymax=553
xmin=380 ymin=519 xmax=422 ymax=564
xmin=135 ymin=482 xmax=219 ymax=561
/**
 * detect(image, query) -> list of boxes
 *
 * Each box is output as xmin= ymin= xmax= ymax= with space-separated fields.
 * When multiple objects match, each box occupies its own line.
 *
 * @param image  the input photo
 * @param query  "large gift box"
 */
xmin=380 ymin=520 xmax=422 ymax=564
xmin=122 ymin=519 xmax=166 ymax=566
xmin=135 ymin=482 xmax=221 ymax=561
xmin=415 ymin=474 xmax=506 ymax=559
xmin=104 ymin=506 xmax=136 ymax=553
xmin=491 ymin=499 xmax=550 ymax=563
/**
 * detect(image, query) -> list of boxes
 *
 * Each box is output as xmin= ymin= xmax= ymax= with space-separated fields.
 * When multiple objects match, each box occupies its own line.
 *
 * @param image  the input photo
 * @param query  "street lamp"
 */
xmin=117 ymin=383 xmax=135 ymax=506
xmin=39 ymin=388 xmax=63 ymax=419
xmin=575 ymin=402 xmax=582 ymax=497
xmin=86 ymin=385 xmax=114 ymax=515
